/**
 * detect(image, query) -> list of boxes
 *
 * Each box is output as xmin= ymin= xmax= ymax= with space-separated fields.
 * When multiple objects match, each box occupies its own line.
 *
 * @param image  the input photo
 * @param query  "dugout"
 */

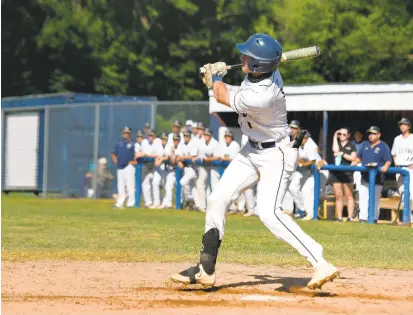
xmin=1 ymin=93 xmax=156 ymax=195
xmin=209 ymin=83 xmax=413 ymax=163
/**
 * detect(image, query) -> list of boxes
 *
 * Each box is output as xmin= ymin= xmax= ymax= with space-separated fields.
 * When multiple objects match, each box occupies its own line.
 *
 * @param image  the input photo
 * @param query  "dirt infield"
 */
xmin=2 ymin=261 xmax=413 ymax=315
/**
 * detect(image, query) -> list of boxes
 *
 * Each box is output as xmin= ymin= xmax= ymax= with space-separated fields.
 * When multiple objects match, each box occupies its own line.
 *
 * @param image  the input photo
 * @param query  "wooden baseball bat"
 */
xmin=225 ymin=46 xmax=321 ymax=70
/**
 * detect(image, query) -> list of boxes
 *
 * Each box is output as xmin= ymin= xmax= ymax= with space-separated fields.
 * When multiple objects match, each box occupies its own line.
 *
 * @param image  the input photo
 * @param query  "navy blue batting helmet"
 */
xmin=236 ymin=33 xmax=282 ymax=73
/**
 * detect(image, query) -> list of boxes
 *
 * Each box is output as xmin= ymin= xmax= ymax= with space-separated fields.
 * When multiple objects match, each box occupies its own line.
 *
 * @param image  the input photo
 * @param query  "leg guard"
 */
xmin=199 ymin=228 xmax=221 ymax=275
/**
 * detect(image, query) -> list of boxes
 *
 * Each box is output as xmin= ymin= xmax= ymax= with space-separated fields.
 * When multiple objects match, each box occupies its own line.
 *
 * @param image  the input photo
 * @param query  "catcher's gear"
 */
xmin=236 ymin=33 xmax=282 ymax=73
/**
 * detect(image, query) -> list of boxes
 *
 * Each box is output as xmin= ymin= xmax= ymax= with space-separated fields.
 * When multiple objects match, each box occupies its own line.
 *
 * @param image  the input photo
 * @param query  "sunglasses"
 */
xmin=337 ymin=133 xmax=348 ymax=136
xmin=367 ymin=132 xmax=377 ymax=135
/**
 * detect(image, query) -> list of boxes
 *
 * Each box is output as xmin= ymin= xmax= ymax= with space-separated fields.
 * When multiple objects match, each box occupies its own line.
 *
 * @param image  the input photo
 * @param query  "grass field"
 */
xmin=2 ymin=195 xmax=413 ymax=269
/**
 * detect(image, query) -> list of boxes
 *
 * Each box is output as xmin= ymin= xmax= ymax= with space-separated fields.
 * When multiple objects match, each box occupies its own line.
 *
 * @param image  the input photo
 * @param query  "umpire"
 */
xmin=111 ymin=126 xmax=137 ymax=209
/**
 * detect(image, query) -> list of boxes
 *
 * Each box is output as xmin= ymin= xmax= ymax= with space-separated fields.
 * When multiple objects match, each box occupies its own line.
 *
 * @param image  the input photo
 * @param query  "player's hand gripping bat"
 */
xmin=199 ymin=46 xmax=321 ymax=75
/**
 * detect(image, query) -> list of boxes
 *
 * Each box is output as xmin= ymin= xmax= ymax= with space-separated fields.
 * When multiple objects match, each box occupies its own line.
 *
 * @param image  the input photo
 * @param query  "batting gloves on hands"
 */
xmin=200 ymin=62 xmax=228 ymax=89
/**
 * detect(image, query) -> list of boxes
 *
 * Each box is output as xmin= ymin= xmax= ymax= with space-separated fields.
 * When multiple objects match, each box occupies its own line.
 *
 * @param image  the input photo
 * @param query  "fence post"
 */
xmin=176 ymin=167 xmax=183 ymax=209
xmin=42 ymin=106 xmax=50 ymax=198
xmin=312 ymin=165 xmax=320 ymax=220
xmin=402 ymin=171 xmax=411 ymax=224
xmin=368 ymin=168 xmax=378 ymax=224
xmin=91 ymin=104 xmax=100 ymax=200
xmin=135 ymin=163 xmax=142 ymax=207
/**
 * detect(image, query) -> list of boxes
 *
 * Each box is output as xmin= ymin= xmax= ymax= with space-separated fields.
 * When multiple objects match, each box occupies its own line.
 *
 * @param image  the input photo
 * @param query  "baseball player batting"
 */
xmin=170 ymin=33 xmax=338 ymax=290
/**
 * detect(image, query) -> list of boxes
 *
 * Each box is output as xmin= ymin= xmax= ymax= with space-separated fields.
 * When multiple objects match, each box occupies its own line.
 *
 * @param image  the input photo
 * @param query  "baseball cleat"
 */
xmin=307 ymin=262 xmax=339 ymax=290
xmin=170 ymin=264 xmax=216 ymax=287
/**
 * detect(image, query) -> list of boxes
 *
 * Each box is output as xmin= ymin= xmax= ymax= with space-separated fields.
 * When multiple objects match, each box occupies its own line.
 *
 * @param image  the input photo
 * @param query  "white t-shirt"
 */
xmin=227 ymin=71 xmax=290 ymax=142
xmin=221 ymin=141 xmax=241 ymax=159
xmin=299 ymin=137 xmax=322 ymax=162
xmin=184 ymin=138 xmax=199 ymax=157
xmin=391 ymin=134 xmax=413 ymax=166
xmin=142 ymin=138 xmax=162 ymax=155
xmin=199 ymin=138 xmax=221 ymax=159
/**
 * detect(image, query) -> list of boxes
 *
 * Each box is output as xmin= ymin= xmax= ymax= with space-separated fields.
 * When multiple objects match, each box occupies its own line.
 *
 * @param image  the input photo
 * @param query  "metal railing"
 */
xmin=312 ymin=164 xmax=411 ymax=224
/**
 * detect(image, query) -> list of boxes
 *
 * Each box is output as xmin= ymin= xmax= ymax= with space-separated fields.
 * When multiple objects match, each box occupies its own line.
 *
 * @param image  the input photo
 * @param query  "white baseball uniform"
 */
xmin=391 ymin=133 xmax=413 ymax=201
xmin=140 ymin=139 xmax=161 ymax=207
xmin=197 ymin=137 xmax=221 ymax=211
xmin=152 ymin=142 xmax=175 ymax=207
xmin=298 ymin=139 xmax=328 ymax=218
xmin=222 ymin=140 xmax=246 ymax=212
xmin=207 ymin=71 xmax=327 ymax=268
xmin=180 ymin=138 xmax=199 ymax=205
xmin=168 ymin=132 xmax=184 ymax=146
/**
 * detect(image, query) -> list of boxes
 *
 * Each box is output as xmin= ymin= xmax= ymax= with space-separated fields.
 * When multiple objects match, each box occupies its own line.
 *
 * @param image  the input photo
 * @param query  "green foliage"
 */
xmin=2 ymin=0 xmax=413 ymax=98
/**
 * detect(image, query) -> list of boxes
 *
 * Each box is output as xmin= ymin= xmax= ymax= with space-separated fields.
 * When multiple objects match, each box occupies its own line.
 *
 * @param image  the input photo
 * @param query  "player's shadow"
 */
xmin=181 ymin=274 xmax=320 ymax=293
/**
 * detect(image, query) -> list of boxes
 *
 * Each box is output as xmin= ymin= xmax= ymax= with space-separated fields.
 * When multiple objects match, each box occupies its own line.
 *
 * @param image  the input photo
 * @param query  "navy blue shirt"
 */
xmin=112 ymin=139 xmax=135 ymax=169
xmin=359 ymin=141 xmax=392 ymax=185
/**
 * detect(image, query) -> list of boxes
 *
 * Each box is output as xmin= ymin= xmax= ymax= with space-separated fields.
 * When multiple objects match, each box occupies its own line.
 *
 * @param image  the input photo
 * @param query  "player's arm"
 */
xmin=111 ymin=145 xmax=118 ymax=165
xmin=380 ymin=145 xmax=393 ymax=173
xmin=332 ymin=130 xmax=340 ymax=155
xmin=212 ymin=80 xmax=231 ymax=108
xmin=343 ymin=151 xmax=356 ymax=162
xmin=299 ymin=159 xmax=317 ymax=167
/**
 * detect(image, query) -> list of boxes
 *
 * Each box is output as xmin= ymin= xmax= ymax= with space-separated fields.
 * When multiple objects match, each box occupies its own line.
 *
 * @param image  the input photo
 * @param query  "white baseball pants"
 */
xmin=181 ymin=166 xmax=197 ymax=202
xmin=153 ymin=168 xmax=176 ymax=207
xmin=301 ymin=170 xmax=329 ymax=218
xmin=359 ymin=181 xmax=382 ymax=221
xmin=141 ymin=165 xmax=154 ymax=207
xmin=116 ymin=164 xmax=136 ymax=207
xmin=196 ymin=166 xmax=220 ymax=211
xmin=206 ymin=139 xmax=327 ymax=267
xmin=396 ymin=168 xmax=413 ymax=201
xmin=288 ymin=169 xmax=310 ymax=211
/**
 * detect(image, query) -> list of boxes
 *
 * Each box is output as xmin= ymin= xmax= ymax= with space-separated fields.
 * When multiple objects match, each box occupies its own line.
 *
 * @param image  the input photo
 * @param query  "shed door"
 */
xmin=5 ymin=112 xmax=40 ymax=190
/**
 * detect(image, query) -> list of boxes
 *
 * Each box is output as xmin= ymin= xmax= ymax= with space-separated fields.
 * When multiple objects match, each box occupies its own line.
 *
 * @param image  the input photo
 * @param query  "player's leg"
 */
xmin=374 ymin=185 xmax=383 ymax=222
xmin=196 ymin=166 xmax=208 ymax=211
xmin=161 ymin=170 xmax=176 ymax=208
xmin=210 ymin=168 xmax=220 ymax=191
xmin=358 ymin=181 xmax=369 ymax=221
xmin=237 ymin=193 xmax=246 ymax=212
xmin=244 ymin=187 xmax=257 ymax=216
xmin=301 ymin=174 xmax=315 ymax=220
xmin=126 ymin=164 xmax=136 ymax=207
xmin=115 ymin=168 xmax=126 ymax=208
xmin=255 ymin=145 xmax=338 ymax=289
xmin=152 ymin=168 xmax=162 ymax=207
xmin=288 ymin=171 xmax=305 ymax=214
xmin=180 ymin=166 xmax=195 ymax=203
xmin=170 ymin=152 xmax=259 ymax=285
xmin=141 ymin=167 xmax=153 ymax=207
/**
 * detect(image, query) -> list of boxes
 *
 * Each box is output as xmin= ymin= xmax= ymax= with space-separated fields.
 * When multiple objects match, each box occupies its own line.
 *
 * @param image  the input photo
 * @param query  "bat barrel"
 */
xmin=282 ymin=46 xmax=320 ymax=61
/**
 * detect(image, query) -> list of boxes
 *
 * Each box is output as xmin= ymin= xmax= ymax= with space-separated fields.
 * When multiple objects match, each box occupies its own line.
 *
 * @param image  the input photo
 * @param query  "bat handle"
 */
xmin=226 ymin=64 xmax=242 ymax=70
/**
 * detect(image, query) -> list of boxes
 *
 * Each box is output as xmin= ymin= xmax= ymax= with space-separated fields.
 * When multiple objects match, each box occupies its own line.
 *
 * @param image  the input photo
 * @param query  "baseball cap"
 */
xmin=147 ymin=130 xmax=156 ymax=137
xmin=172 ymin=133 xmax=180 ymax=140
xmin=204 ymin=128 xmax=213 ymax=136
xmin=197 ymin=122 xmax=205 ymax=130
xmin=182 ymin=129 xmax=191 ymax=137
xmin=173 ymin=120 xmax=181 ymax=128
xmin=185 ymin=120 xmax=193 ymax=126
xmin=144 ymin=122 xmax=150 ymax=128
xmin=224 ymin=130 xmax=233 ymax=138
xmin=398 ymin=117 xmax=411 ymax=126
xmin=160 ymin=132 xmax=168 ymax=140
xmin=191 ymin=122 xmax=198 ymax=128
xmin=289 ymin=120 xmax=300 ymax=129
xmin=98 ymin=157 xmax=107 ymax=164
xmin=136 ymin=130 xmax=144 ymax=137
xmin=122 ymin=126 xmax=132 ymax=133
xmin=303 ymin=130 xmax=311 ymax=138
xmin=367 ymin=126 xmax=380 ymax=134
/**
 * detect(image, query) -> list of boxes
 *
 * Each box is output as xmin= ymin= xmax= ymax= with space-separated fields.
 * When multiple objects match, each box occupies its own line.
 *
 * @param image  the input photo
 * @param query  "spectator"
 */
xmin=140 ymin=130 xmax=161 ymax=208
xmin=220 ymin=130 xmax=244 ymax=214
xmin=152 ymin=132 xmax=171 ymax=208
xmin=143 ymin=122 xmax=151 ymax=136
xmin=178 ymin=129 xmax=199 ymax=210
xmin=331 ymin=128 xmax=357 ymax=222
xmin=391 ymin=117 xmax=413 ymax=205
xmin=168 ymin=120 xmax=183 ymax=145
xmin=293 ymin=130 xmax=329 ymax=220
xmin=111 ymin=126 xmax=136 ymax=209
xmin=196 ymin=128 xmax=221 ymax=212
xmin=355 ymin=126 xmax=392 ymax=223
xmin=191 ymin=122 xmax=198 ymax=138
xmin=85 ymin=157 xmax=115 ymax=199
xmin=352 ymin=129 xmax=368 ymax=156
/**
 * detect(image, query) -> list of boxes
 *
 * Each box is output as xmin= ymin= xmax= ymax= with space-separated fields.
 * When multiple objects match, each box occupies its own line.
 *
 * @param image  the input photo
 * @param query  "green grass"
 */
xmin=2 ymin=195 xmax=413 ymax=269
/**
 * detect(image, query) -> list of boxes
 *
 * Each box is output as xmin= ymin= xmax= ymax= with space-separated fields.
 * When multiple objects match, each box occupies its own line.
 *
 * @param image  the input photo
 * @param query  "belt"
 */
xmin=249 ymin=139 xmax=276 ymax=149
